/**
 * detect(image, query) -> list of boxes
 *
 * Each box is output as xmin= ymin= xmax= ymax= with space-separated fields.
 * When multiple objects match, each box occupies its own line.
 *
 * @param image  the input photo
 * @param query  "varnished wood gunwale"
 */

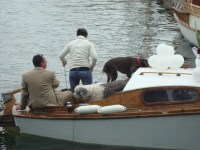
xmin=186 ymin=0 xmax=200 ymax=6
xmin=13 ymin=106 xmax=200 ymax=120
xmin=173 ymin=1 xmax=200 ymax=31
xmin=173 ymin=9 xmax=197 ymax=32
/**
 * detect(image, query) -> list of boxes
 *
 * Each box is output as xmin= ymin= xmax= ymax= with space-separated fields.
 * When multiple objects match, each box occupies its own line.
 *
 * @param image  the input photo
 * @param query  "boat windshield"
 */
xmin=143 ymin=88 xmax=199 ymax=104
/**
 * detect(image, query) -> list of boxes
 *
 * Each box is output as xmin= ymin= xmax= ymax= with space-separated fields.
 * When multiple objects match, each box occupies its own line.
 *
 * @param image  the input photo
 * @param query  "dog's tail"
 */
xmin=104 ymin=65 xmax=118 ymax=82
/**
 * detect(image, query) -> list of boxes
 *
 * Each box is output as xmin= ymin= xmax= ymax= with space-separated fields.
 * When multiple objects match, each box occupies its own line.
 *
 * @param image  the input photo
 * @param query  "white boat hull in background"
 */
xmin=174 ymin=13 xmax=198 ymax=46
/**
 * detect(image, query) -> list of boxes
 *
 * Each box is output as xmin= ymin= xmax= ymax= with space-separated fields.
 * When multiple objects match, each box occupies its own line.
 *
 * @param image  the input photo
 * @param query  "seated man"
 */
xmin=16 ymin=54 xmax=72 ymax=110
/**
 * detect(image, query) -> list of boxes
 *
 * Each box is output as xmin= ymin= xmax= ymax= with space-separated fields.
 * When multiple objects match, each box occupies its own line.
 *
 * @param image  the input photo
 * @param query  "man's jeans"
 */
xmin=69 ymin=70 xmax=92 ymax=92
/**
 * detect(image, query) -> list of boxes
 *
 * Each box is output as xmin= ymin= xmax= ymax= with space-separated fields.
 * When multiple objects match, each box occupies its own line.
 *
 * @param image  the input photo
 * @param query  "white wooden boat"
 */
xmin=4 ymin=67 xmax=200 ymax=150
xmin=173 ymin=0 xmax=200 ymax=46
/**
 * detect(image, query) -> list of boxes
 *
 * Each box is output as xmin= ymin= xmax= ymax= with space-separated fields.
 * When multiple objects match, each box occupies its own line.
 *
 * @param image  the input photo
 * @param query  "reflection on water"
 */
xmin=0 ymin=0 xmax=196 ymax=149
xmin=0 ymin=127 xmax=19 ymax=149
xmin=16 ymin=133 xmax=158 ymax=150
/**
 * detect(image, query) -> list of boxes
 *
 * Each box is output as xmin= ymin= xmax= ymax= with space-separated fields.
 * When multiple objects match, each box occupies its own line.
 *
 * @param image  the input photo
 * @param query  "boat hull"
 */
xmin=173 ymin=1 xmax=200 ymax=46
xmin=177 ymin=21 xmax=198 ymax=46
xmin=14 ymin=114 xmax=200 ymax=150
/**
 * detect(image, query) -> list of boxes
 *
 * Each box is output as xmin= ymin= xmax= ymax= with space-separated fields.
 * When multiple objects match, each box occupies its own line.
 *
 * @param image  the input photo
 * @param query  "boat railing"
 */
xmin=139 ymin=72 xmax=192 ymax=76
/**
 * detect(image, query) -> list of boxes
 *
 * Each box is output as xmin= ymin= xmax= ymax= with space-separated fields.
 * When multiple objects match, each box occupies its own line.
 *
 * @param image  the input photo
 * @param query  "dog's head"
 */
xmin=130 ymin=58 xmax=149 ymax=73
xmin=74 ymin=84 xmax=105 ymax=103
xmin=140 ymin=58 xmax=149 ymax=67
xmin=73 ymin=85 xmax=92 ymax=103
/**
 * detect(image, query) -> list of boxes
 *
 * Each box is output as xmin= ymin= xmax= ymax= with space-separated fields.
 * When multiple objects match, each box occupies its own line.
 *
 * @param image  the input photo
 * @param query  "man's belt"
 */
xmin=70 ymin=67 xmax=89 ymax=71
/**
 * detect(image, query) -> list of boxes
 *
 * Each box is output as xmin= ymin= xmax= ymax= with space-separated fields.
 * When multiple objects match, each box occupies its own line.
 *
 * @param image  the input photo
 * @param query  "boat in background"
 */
xmin=184 ymin=0 xmax=200 ymax=14
xmin=173 ymin=0 xmax=200 ymax=46
xmin=4 ymin=67 xmax=200 ymax=150
xmin=0 ymin=89 xmax=20 ymax=126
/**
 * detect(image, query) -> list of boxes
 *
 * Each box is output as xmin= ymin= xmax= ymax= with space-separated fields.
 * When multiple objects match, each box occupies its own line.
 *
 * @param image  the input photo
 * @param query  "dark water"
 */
xmin=0 ymin=0 xmax=195 ymax=149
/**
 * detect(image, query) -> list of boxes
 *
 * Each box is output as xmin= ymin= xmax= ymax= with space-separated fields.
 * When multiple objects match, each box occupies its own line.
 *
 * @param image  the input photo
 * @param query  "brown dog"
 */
xmin=103 ymin=57 xmax=148 ymax=82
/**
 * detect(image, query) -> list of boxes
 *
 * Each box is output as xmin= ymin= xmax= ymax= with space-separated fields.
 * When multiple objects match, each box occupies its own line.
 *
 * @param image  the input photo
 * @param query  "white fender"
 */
xmin=98 ymin=105 xmax=126 ymax=114
xmin=74 ymin=105 xmax=101 ymax=114
xmin=12 ymin=105 xmax=18 ymax=115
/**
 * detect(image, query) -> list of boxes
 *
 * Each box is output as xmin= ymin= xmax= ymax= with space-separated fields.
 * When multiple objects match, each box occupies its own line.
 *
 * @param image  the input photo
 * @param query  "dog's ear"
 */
xmin=141 ymin=59 xmax=149 ymax=67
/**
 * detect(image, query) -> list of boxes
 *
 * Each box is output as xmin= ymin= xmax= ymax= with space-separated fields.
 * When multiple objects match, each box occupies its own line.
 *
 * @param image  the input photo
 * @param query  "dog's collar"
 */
xmin=136 ymin=57 xmax=141 ymax=67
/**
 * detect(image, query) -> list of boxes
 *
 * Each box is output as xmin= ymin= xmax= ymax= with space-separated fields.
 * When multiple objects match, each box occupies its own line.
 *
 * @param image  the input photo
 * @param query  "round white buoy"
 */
xmin=169 ymin=54 xmax=184 ymax=69
xmin=156 ymin=43 xmax=174 ymax=56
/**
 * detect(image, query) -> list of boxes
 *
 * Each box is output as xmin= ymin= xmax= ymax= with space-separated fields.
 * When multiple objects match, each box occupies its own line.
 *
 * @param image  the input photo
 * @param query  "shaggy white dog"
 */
xmin=74 ymin=83 xmax=104 ymax=103
xmin=74 ymin=80 xmax=128 ymax=103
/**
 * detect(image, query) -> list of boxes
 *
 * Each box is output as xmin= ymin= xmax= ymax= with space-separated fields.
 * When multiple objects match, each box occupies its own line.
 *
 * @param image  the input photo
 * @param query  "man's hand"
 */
xmin=15 ymin=104 xmax=21 ymax=111
xmin=89 ymin=65 xmax=93 ymax=71
xmin=62 ymin=59 xmax=67 ymax=66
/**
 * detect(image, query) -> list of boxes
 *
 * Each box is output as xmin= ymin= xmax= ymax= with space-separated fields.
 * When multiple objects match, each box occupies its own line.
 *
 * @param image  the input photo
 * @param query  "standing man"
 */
xmin=59 ymin=28 xmax=98 ymax=92
xmin=16 ymin=54 xmax=73 ymax=110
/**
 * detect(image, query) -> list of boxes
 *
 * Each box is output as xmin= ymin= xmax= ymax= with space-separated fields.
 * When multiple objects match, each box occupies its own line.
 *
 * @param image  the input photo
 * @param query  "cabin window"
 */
xmin=143 ymin=89 xmax=198 ymax=104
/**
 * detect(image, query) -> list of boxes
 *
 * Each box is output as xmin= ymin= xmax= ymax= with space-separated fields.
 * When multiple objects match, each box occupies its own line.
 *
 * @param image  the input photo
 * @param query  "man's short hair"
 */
xmin=77 ymin=28 xmax=88 ymax=38
xmin=32 ymin=54 xmax=43 ymax=67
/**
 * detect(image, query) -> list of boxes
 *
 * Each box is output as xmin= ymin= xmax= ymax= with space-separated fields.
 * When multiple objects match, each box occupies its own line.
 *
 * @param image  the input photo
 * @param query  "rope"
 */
xmin=64 ymin=66 xmax=68 ymax=89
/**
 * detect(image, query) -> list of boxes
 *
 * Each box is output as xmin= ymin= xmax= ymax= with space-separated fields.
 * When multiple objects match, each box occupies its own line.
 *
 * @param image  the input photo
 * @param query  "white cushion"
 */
xmin=74 ymin=105 xmax=101 ymax=114
xmin=98 ymin=105 xmax=126 ymax=114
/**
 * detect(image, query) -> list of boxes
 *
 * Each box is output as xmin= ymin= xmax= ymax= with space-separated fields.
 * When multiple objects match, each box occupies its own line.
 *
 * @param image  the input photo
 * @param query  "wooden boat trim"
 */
xmin=173 ymin=10 xmax=196 ymax=32
xmin=13 ymin=105 xmax=200 ymax=120
xmin=185 ymin=2 xmax=200 ymax=17
xmin=139 ymin=71 xmax=192 ymax=76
